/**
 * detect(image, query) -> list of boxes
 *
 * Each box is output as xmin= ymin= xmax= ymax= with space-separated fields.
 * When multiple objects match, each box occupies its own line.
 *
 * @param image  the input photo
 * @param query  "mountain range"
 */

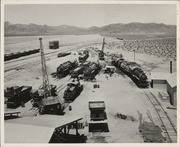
xmin=4 ymin=21 xmax=176 ymax=37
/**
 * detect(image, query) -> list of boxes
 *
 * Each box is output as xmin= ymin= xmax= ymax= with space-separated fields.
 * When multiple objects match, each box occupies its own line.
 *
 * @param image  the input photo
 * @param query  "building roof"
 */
xmin=5 ymin=115 xmax=83 ymax=143
xmin=151 ymin=72 xmax=177 ymax=88
xmin=5 ymin=123 xmax=54 ymax=143
xmin=5 ymin=115 xmax=82 ymax=128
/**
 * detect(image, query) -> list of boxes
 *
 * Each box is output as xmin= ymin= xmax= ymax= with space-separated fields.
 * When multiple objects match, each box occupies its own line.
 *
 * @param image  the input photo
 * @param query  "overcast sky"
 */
xmin=4 ymin=4 xmax=176 ymax=27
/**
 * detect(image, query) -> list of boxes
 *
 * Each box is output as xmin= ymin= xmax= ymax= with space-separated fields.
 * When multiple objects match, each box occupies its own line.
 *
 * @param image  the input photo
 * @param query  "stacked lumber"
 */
xmin=139 ymin=121 xmax=164 ymax=142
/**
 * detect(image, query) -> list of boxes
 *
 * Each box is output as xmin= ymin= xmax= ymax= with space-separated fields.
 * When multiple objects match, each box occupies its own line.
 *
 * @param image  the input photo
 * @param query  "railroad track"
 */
xmin=144 ymin=91 xmax=177 ymax=143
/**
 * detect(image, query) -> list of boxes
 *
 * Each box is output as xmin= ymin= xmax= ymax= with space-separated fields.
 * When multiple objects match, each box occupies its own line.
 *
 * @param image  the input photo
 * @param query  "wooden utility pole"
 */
xmin=133 ymin=49 xmax=135 ymax=62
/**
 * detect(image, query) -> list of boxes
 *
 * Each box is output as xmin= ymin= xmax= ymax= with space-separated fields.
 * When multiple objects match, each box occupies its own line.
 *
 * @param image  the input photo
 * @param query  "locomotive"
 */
xmin=78 ymin=53 xmax=89 ymax=63
xmin=70 ymin=66 xmax=84 ymax=78
xmin=98 ymin=50 xmax=105 ymax=60
xmin=53 ymin=60 xmax=78 ymax=78
xmin=63 ymin=80 xmax=83 ymax=102
xmin=83 ymin=62 xmax=101 ymax=80
xmin=111 ymin=56 xmax=148 ymax=88
xmin=71 ymin=61 xmax=91 ymax=78
xmin=78 ymin=50 xmax=89 ymax=63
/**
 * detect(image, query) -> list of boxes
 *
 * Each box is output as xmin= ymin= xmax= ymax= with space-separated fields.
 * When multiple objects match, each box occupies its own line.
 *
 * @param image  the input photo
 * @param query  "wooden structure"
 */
xmin=151 ymin=72 xmax=177 ymax=106
xmin=158 ymin=91 xmax=170 ymax=102
xmin=137 ymin=111 xmax=164 ymax=143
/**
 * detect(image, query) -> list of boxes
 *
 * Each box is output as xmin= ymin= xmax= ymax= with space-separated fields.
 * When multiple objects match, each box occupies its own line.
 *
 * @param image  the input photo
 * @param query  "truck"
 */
xmin=89 ymin=101 xmax=107 ymax=121
xmin=88 ymin=101 xmax=109 ymax=132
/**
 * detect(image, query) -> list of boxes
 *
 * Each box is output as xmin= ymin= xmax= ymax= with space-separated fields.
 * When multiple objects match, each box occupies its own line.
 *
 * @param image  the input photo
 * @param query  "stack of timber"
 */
xmin=139 ymin=121 xmax=164 ymax=143
xmin=138 ymin=111 xmax=164 ymax=143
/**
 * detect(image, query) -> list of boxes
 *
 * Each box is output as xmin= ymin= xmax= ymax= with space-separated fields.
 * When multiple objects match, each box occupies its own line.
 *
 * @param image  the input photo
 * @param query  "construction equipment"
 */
xmin=38 ymin=38 xmax=62 ymax=115
xmin=89 ymin=101 xmax=107 ymax=121
xmin=98 ymin=38 xmax=105 ymax=60
xmin=5 ymin=86 xmax=32 ymax=108
xmin=88 ymin=101 xmax=109 ymax=132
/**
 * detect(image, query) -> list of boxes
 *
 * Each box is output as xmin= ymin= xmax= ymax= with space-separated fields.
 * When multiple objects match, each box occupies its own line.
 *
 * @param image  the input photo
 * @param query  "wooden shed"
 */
xmin=151 ymin=72 xmax=177 ymax=107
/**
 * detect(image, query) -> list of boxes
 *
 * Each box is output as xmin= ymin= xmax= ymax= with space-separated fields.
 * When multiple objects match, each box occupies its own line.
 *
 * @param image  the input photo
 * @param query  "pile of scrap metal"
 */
xmin=117 ymin=113 xmax=135 ymax=121
xmin=137 ymin=111 xmax=164 ymax=143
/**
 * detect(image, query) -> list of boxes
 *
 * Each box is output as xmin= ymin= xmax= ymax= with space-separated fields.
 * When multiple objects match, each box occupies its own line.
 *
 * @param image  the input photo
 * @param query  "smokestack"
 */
xmin=170 ymin=60 xmax=172 ymax=74
xmin=102 ymin=38 xmax=105 ymax=52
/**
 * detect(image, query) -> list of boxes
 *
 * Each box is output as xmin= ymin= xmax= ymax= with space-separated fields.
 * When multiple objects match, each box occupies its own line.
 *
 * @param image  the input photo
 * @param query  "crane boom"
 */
xmin=39 ymin=38 xmax=51 ymax=98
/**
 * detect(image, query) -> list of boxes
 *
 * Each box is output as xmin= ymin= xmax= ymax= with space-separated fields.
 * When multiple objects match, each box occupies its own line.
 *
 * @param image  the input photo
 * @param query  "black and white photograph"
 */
xmin=1 ymin=0 xmax=179 ymax=145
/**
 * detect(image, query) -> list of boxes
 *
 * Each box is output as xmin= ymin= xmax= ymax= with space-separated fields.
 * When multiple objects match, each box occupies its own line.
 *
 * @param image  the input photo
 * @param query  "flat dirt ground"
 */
xmin=4 ymin=36 xmax=177 ymax=143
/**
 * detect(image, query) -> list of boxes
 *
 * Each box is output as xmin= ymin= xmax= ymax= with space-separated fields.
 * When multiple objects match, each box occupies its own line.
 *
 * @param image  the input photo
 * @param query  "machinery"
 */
xmin=88 ymin=101 xmax=109 ymax=132
xmin=70 ymin=66 xmax=84 ymax=78
xmin=83 ymin=62 xmax=101 ymax=80
xmin=98 ymin=38 xmax=105 ymax=60
xmin=37 ymin=38 xmax=62 ymax=115
xmin=78 ymin=54 xmax=89 ymax=63
xmin=5 ymin=86 xmax=32 ymax=108
xmin=104 ymin=65 xmax=116 ymax=74
xmin=70 ymin=61 xmax=91 ymax=78
xmin=53 ymin=60 xmax=78 ymax=78
xmin=63 ymin=79 xmax=83 ymax=102
xmin=111 ymin=56 xmax=149 ymax=88
xmin=78 ymin=50 xmax=89 ymax=63
xmin=57 ymin=52 xmax=71 ymax=58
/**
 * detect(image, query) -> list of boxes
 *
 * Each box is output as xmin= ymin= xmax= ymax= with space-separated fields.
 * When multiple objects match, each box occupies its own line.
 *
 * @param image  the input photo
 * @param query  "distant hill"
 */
xmin=4 ymin=21 xmax=176 ymax=37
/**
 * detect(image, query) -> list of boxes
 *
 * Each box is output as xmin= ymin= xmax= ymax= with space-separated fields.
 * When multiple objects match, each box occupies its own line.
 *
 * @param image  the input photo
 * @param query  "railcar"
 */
xmin=111 ymin=56 xmax=149 ymax=88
